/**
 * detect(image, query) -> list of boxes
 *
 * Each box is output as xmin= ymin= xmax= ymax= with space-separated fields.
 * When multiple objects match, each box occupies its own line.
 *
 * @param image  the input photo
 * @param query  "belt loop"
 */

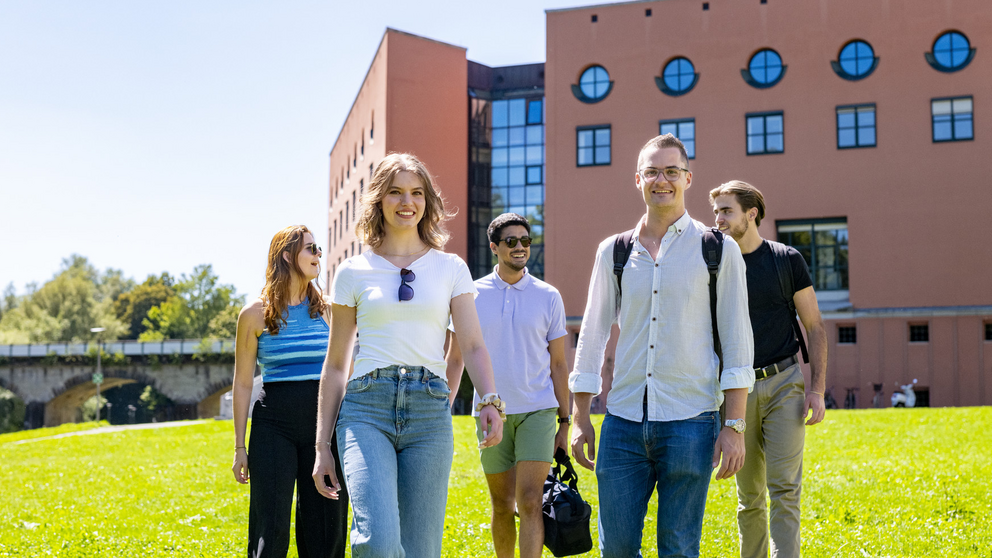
xmin=371 ymin=368 xmax=378 ymax=380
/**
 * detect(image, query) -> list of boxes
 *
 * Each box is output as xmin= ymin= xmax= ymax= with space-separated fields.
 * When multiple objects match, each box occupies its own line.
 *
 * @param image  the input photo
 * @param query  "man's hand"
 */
xmin=712 ymin=428 xmax=745 ymax=480
xmin=804 ymin=392 xmax=825 ymax=425
xmin=570 ymin=416 xmax=596 ymax=471
xmin=554 ymin=423 xmax=569 ymax=456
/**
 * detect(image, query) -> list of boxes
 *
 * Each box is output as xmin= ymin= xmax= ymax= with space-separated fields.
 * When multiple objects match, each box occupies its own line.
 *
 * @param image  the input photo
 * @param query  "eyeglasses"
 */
xmin=499 ymin=236 xmax=532 ymax=248
xmin=305 ymin=243 xmax=322 ymax=256
xmin=399 ymin=268 xmax=416 ymax=302
xmin=638 ymin=166 xmax=689 ymax=183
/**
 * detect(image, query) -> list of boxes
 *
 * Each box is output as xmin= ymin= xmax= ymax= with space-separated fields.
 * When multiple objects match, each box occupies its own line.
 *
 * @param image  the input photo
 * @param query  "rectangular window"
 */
xmin=777 ymin=219 xmax=848 ymax=291
xmin=345 ymin=201 xmax=349 ymax=229
xmin=838 ymin=325 xmax=857 ymax=344
xmin=339 ymin=211 xmax=343 ymax=239
xmin=910 ymin=324 xmax=930 ymax=342
xmin=984 ymin=322 xmax=991 ymax=341
xmin=577 ymin=125 xmax=611 ymax=166
xmin=659 ymin=118 xmax=696 ymax=159
xmin=932 ymin=97 xmax=973 ymax=142
xmin=352 ymin=191 xmax=357 ymax=219
xmin=837 ymin=104 xmax=876 ymax=148
xmin=332 ymin=220 xmax=337 ymax=247
xmin=746 ymin=112 xmax=784 ymax=155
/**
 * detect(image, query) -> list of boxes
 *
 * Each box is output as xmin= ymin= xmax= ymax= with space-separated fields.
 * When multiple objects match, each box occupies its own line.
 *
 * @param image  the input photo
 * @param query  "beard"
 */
xmin=501 ymin=255 xmax=528 ymax=272
xmin=728 ymin=218 xmax=749 ymax=241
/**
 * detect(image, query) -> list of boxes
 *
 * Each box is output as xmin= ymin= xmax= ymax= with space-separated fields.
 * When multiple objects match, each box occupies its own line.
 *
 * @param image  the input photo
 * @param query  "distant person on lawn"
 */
xmin=232 ymin=225 xmax=347 ymax=558
xmin=446 ymin=212 xmax=571 ymax=558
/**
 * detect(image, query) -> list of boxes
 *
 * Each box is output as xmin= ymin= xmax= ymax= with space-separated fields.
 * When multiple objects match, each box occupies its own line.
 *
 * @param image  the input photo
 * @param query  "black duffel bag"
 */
xmin=543 ymin=448 xmax=593 ymax=557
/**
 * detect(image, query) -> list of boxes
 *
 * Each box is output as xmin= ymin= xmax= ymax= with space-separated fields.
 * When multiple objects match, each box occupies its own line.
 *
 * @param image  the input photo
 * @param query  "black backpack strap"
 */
xmin=613 ymin=229 xmax=636 ymax=309
xmin=701 ymin=228 xmax=724 ymax=379
xmin=769 ymin=241 xmax=809 ymax=364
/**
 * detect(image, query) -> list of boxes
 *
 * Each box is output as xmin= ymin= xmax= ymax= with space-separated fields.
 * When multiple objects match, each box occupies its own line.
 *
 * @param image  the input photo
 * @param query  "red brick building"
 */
xmin=329 ymin=1 xmax=992 ymax=408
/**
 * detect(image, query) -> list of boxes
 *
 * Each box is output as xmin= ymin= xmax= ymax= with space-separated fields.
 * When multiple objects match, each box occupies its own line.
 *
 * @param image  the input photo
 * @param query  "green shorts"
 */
xmin=477 ymin=407 xmax=557 ymax=475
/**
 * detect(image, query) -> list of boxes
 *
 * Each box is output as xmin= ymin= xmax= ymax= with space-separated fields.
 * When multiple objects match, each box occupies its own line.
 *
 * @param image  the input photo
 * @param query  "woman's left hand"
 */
xmin=477 ymin=405 xmax=504 ymax=449
xmin=232 ymin=448 xmax=250 ymax=484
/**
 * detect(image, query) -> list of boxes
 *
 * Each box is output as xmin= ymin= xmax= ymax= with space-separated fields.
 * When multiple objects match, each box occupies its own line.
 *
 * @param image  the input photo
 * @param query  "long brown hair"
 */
xmin=355 ymin=152 xmax=454 ymax=250
xmin=261 ymin=225 xmax=327 ymax=335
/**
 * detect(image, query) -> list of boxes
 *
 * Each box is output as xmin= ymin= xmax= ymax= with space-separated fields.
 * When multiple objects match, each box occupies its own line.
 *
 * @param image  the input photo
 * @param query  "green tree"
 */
xmin=0 ymin=256 xmax=128 ymax=343
xmin=0 ymin=387 xmax=26 ymax=434
xmin=139 ymin=265 xmax=244 ymax=341
xmin=114 ymin=274 xmax=175 ymax=340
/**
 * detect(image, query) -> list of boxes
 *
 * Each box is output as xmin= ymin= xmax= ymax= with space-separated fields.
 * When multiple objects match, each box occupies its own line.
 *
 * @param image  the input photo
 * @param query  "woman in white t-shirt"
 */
xmin=312 ymin=152 xmax=505 ymax=558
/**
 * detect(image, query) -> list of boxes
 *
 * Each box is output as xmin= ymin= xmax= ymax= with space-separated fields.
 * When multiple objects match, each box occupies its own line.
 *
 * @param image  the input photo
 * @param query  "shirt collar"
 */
xmin=492 ymin=266 xmax=531 ymax=290
xmin=634 ymin=210 xmax=692 ymax=244
xmin=672 ymin=210 xmax=691 ymax=235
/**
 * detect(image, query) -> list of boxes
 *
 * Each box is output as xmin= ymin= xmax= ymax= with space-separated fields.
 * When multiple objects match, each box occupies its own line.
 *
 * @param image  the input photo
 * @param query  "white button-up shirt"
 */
xmin=570 ymin=212 xmax=755 ymax=422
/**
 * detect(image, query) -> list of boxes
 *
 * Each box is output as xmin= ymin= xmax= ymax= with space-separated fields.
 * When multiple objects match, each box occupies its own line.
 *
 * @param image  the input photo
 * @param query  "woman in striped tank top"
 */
xmin=232 ymin=225 xmax=347 ymax=558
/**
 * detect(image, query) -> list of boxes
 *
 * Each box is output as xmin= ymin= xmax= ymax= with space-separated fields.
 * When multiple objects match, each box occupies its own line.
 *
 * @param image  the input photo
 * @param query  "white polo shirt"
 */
xmin=460 ymin=267 xmax=568 ymax=416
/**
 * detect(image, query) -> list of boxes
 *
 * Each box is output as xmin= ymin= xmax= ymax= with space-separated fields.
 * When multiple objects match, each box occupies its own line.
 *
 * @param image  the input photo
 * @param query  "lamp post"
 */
xmin=90 ymin=327 xmax=106 ymax=423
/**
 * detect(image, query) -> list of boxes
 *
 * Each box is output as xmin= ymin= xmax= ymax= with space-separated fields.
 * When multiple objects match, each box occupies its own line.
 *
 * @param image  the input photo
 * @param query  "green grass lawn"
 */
xmin=1 ymin=407 xmax=989 ymax=557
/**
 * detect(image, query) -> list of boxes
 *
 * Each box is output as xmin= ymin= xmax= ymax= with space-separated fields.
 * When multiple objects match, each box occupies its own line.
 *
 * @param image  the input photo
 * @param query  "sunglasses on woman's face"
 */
xmin=500 ymin=236 xmax=532 ymax=248
xmin=305 ymin=243 xmax=322 ymax=256
xmin=399 ymin=268 xmax=416 ymax=302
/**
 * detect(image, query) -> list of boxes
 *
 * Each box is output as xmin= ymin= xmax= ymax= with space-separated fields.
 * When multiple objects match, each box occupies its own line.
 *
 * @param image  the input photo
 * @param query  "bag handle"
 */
xmin=552 ymin=448 xmax=580 ymax=491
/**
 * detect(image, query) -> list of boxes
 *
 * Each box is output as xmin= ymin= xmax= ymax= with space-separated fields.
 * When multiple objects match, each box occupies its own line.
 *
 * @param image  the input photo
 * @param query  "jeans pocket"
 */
xmin=346 ymin=374 xmax=374 ymax=393
xmin=425 ymin=376 xmax=451 ymax=400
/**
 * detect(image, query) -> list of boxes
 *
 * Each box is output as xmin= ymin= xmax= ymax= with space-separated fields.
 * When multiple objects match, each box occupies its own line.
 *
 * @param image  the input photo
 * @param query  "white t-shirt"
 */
xmin=332 ymin=249 xmax=477 ymax=381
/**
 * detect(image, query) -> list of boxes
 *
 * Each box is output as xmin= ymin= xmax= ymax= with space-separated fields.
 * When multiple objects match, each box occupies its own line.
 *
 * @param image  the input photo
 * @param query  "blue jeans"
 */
xmin=336 ymin=366 xmax=454 ymax=558
xmin=596 ymin=409 xmax=720 ymax=558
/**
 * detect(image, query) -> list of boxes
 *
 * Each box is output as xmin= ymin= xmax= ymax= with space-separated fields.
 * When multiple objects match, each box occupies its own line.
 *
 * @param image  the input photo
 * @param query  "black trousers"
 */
xmin=247 ymin=380 xmax=348 ymax=558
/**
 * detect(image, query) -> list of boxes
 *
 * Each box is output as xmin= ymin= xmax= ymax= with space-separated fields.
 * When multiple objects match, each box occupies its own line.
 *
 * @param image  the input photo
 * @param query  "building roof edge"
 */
xmin=329 ymin=28 xmax=468 ymax=157
xmin=546 ymin=0 xmax=661 ymax=15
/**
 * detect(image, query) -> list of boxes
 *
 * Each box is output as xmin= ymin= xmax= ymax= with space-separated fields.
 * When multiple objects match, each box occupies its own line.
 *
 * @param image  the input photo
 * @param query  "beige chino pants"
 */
xmin=736 ymin=363 xmax=805 ymax=558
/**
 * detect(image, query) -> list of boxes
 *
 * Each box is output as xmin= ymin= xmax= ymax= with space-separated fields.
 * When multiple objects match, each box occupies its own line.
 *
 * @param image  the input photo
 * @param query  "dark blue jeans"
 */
xmin=596 ymin=409 xmax=720 ymax=558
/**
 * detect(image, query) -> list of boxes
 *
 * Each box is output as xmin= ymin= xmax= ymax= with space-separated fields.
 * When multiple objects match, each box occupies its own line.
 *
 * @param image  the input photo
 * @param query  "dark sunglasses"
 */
xmin=305 ymin=243 xmax=322 ymax=256
xmin=399 ymin=268 xmax=416 ymax=302
xmin=500 ymin=236 xmax=532 ymax=248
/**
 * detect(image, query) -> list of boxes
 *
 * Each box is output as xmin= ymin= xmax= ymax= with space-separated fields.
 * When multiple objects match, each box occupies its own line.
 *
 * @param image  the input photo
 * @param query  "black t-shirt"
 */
xmin=742 ymin=240 xmax=813 ymax=369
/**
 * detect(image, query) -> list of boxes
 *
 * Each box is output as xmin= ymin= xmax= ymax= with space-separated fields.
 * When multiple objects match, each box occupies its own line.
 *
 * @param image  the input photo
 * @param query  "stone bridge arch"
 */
xmin=198 ymin=379 xmax=234 ymax=419
xmin=2 ymin=363 xmax=238 ymax=428
xmin=44 ymin=368 xmax=157 ymax=426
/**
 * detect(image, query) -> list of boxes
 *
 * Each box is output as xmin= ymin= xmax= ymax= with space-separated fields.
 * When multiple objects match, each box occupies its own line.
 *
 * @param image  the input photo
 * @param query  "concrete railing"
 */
xmin=1 ymin=339 xmax=235 ymax=358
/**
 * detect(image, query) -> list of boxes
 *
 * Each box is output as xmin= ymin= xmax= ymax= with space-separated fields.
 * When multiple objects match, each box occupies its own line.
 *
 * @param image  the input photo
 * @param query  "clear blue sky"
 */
xmin=0 ymin=0 xmax=623 ymax=299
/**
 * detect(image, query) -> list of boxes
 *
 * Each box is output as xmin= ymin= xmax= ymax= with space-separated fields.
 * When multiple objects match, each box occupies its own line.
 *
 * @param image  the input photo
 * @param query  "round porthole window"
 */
xmin=579 ymin=65 xmax=611 ymax=101
xmin=932 ymin=31 xmax=972 ymax=71
xmin=748 ymin=49 xmax=784 ymax=86
xmin=660 ymin=57 xmax=697 ymax=96
xmin=839 ymin=41 xmax=875 ymax=77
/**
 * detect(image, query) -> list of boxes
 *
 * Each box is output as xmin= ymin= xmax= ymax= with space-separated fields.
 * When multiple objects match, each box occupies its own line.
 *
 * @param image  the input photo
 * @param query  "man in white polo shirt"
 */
xmin=446 ymin=212 xmax=571 ymax=558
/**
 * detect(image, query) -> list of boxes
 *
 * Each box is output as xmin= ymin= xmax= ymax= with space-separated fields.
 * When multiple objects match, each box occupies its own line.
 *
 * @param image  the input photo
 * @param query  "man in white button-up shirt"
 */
xmin=569 ymin=134 xmax=755 ymax=558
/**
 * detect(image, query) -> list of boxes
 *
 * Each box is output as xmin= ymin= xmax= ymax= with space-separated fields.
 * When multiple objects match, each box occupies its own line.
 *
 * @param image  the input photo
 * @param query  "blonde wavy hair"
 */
xmin=261 ymin=225 xmax=327 ymax=335
xmin=355 ymin=153 xmax=454 ymax=250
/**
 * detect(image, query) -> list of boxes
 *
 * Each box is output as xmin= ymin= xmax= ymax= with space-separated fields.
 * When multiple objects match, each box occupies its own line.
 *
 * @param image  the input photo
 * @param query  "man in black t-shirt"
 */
xmin=710 ymin=181 xmax=828 ymax=558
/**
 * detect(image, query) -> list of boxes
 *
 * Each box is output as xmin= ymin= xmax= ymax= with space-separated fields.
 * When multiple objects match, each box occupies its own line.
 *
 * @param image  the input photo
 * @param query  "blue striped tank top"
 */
xmin=256 ymin=301 xmax=329 ymax=382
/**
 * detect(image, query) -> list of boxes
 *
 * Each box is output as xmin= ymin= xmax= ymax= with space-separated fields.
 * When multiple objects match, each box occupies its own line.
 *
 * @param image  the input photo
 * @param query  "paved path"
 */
xmin=9 ymin=419 xmax=213 ymax=445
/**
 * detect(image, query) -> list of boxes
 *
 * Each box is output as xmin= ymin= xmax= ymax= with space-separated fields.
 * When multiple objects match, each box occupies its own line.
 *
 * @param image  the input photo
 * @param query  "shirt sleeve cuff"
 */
xmin=568 ymin=371 xmax=603 ymax=395
xmin=720 ymin=365 xmax=755 ymax=393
